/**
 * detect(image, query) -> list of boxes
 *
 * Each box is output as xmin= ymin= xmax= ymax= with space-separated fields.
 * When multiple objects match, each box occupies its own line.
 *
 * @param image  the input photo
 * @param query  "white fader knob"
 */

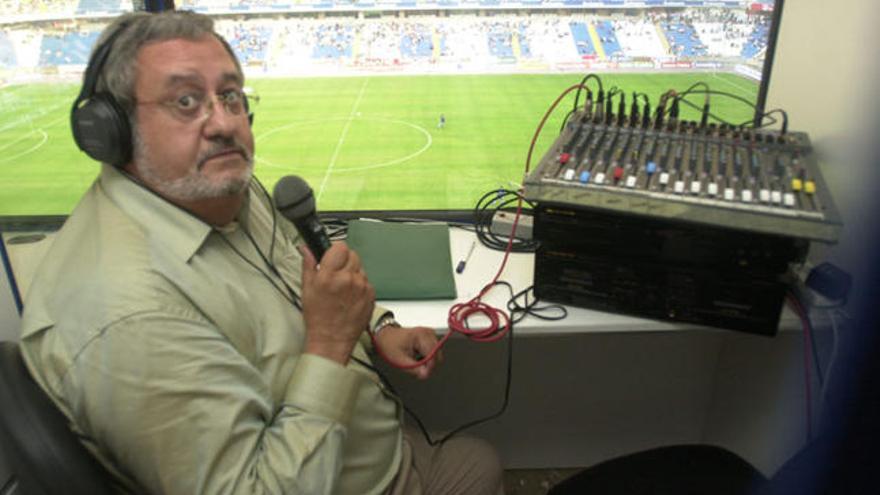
xmin=723 ymin=188 xmax=735 ymax=201
xmin=708 ymin=183 xmax=718 ymax=196
xmin=673 ymin=180 xmax=685 ymax=194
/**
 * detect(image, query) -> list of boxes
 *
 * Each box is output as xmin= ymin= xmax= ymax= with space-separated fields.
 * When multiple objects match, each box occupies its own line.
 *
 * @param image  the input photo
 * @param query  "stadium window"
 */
xmin=0 ymin=0 xmax=781 ymax=222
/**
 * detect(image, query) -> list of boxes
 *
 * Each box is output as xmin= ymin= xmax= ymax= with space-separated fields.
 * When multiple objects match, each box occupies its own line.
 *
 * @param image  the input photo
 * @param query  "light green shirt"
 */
xmin=19 ymin=164 xmax=402 ymax=494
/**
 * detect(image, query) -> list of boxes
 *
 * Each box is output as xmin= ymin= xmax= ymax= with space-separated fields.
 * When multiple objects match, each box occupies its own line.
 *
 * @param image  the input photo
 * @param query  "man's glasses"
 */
xmin=136 ymin=88 xmax=257 ymax=123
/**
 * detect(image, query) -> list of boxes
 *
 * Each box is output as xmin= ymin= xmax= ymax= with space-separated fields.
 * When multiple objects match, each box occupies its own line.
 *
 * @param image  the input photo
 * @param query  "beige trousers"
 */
xmin=386 ymin=429 xmax=505 ymax=495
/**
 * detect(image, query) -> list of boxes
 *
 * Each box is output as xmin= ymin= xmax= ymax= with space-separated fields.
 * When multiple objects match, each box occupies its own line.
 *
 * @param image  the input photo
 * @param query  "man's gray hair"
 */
xmin=93 ymin=10 xmax=243 ymax=115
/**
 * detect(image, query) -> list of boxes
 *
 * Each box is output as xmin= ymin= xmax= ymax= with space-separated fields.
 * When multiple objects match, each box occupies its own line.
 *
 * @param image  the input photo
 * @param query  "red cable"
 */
xmin=375 ymin=83 xmax=590 ymax=369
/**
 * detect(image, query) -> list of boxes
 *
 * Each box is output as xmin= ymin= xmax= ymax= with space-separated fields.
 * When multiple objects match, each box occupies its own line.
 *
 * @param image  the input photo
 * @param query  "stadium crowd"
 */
xmin=2 ymin=8 xmax=772 ymax=74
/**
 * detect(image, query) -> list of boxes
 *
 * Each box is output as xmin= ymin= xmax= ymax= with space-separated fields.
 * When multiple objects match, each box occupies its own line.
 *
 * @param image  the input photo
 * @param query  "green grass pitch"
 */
xmin=0 ymin=72 xmax=758 ymax=216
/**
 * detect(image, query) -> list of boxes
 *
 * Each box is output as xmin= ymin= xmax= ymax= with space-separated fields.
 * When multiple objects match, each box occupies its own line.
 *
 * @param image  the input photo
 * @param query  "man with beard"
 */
xmin=19 ymin=10 xmax=502 ymax=495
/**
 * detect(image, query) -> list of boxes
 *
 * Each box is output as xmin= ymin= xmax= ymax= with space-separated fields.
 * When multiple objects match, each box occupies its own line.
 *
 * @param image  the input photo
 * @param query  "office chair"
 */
xmin=548 ymin=444 xmax=768 ymax=495
xmin=0 ymin=340 xmax=114 ymax=495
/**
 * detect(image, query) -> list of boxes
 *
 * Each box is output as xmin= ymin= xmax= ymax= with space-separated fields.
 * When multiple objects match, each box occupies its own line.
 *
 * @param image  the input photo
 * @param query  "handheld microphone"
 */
xmin=272 ymin=175 xmax=331 ymax=261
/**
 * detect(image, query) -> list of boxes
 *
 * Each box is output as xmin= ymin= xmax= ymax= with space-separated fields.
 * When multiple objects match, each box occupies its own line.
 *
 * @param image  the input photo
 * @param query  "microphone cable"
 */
xmin=214 ymin=177 xmax=303 ymax=311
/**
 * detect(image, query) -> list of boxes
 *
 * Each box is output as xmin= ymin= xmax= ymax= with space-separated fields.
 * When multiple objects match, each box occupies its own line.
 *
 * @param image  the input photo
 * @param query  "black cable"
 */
xmin=478 ymin=280 xmax=567 ymax=324
xmin=473 ymin=188 xmax=538 ymax=253
xmin=505 ymin=283 xmax=568 ymax=324
xmin=0 ymin=235 xmax=22 ymax=315
xmin=253 ymin=177 xmax=278 ymax=264
xmin=673 ymin=81 xmax=711 ymax=107
xmin=352 ymin=316 xmax=514 ymax=447
xmin=216 ymin=227 xmax=302 ymax=311
xmin=559 ymin=107 xmax=578 ymax=133
xmin=572 ymin=73 xmax=604 ymax=115
xmin=754 ymin=108 xmax=789 ymax=133
xmin=216 ymin=177 xmax=303 ymax=310
xmin=663 ymin=88 xmax=759 ymax=127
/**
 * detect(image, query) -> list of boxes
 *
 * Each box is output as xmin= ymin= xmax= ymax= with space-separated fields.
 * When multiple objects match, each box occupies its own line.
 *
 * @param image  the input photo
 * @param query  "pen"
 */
xmin=456 ymin=241 xmax=477 ymax=274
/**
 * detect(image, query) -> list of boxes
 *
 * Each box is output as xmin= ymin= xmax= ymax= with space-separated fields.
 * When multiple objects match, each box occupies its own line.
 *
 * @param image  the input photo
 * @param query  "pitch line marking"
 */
xmin=0 ymin=129 xmax=48 ymax=165
xmin=711 ymin=72 xmax=757 ymax=96
xmin=0 ymin=101 xmax=67 ymax=134
xmin=316 ymin=78 xmax=369 ymax=201
xmin=254 ymin=116 xmax=432 ymax=172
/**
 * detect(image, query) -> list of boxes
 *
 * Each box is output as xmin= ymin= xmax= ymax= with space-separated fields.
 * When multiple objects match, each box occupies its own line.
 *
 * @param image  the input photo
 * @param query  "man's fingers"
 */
xmin=300 ymin=245 xmax=318 ymax=284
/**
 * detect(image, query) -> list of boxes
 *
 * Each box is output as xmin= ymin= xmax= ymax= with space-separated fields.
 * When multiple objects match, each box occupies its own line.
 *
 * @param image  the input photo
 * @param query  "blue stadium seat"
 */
xmin=661 ymin=20 xmax=708 ymax=58
xmin=568 ymin=22 xmax=596 ymax=57
xmin=75 ymin=0 xmax=123 ymax=15
xmin=38 ymin=31 xmax=100 ymax=66
xmin=595 ymin=21 xmax=623 ymax=59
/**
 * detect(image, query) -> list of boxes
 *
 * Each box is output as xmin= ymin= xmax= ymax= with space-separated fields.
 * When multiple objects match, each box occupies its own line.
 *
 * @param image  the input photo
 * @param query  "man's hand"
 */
xmin=374 ymin=326 xmax=443 ymax=380
xmin=301 ymin=242 xmax=375 ymax=365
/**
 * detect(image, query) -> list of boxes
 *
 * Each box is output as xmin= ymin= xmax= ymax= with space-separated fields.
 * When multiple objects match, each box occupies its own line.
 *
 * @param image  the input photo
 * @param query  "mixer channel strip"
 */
xmin=524 ymin=112 xmax=842 ymax=243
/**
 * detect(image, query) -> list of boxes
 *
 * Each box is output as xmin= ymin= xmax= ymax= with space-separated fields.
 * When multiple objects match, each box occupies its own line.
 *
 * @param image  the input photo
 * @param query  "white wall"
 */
xmin=765 ymin=0 xmax=880 ymax=280
xmin=699 ymin=0 xmax=880 ymax=476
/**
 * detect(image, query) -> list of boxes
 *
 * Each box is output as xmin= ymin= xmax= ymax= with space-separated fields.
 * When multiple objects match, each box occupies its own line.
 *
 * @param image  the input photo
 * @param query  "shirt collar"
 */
xmin=99 ymin=164 xmax=215 ymax=263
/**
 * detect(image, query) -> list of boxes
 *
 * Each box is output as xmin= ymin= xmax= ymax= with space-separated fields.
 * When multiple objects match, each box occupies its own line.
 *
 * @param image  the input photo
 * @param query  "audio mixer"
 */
xmin=523 ymin=107 xmax=842 ymax=335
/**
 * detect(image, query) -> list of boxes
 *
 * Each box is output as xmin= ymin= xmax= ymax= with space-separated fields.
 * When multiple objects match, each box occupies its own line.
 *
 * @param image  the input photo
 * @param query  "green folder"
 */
xmin=346 ymin=220 xmax=456 ymax=300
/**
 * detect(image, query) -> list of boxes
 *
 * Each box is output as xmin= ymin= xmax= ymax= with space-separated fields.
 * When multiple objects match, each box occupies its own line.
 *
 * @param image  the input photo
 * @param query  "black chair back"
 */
xmin=0 ymin=340 xmax=114 ymax=495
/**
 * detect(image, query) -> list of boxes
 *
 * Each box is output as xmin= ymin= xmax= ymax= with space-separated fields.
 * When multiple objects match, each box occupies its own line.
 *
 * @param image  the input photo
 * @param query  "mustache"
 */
xmin=196 ymin=140 xmax=253 ymax=169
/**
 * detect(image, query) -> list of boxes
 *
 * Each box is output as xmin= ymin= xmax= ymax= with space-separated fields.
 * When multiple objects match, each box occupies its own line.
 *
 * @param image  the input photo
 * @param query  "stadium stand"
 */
xmin=228 ymin=22 xmax=272 ymax=64
xmin=594 ymin=20 xmax=623 ymax=59
xmin=0 ymin=6 xmax=773 ymax=78
xmin=399 ymin=24 xmax=433 ymax=59
xmin=519 ymin=16 xmax=577 ymax=63
xmin=0 ymin=33 xmax=15 ymax=68
xmin=613 ymin=17 xmax=666 ymax=59
xmin=568 ymin=21 xmax=596 ymax=57
xmin=313 ymin=23 xmax=354 ymax=59
xmin=38 ymin=30 xmax=100 ymax=66
xmin=741 ymin=15 xmax=770 ymax=59
xmin=75 ymin=0 xmax=125 ymax=15
xmin=515 ymin=21 xmax=532 ymax=59
xmin=487 ymin=21 xmax=515 ymax=60
xmin=0 ymin=0 xmax=78 ymax=18
xmin=661 ymin=17 xmax=708 ymax=58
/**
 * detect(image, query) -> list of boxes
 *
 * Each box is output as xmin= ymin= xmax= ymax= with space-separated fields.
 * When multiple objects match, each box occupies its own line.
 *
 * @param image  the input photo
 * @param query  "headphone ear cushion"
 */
xmin=71 ymin=92 xmax=132 ymax=167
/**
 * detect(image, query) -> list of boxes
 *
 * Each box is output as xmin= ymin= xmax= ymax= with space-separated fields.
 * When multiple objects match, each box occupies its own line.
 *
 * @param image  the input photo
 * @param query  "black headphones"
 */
xmin=70 ymin=22 xmax=133 ymax=167
xmin=70 ymin=21 xmax=253 ymax=168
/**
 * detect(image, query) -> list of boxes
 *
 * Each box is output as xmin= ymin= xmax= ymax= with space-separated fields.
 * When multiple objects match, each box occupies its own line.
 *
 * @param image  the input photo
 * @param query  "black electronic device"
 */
xmin=524 ymin=109 xmax=841 ymax=335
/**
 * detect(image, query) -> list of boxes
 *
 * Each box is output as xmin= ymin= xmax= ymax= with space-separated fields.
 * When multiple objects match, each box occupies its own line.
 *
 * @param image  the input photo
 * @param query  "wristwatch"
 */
xmin=372 ymin=313 xmax=401 ymax=335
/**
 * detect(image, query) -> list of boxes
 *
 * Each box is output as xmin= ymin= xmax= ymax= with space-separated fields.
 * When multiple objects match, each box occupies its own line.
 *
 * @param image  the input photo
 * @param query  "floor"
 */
xmin=502 ymin=468 xmax=583 ymax=495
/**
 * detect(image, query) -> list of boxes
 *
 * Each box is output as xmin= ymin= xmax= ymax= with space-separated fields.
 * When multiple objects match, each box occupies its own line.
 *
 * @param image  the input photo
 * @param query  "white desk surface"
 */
xmin=2 ymin=228 xmax=801 ymax=336
xmin=381 ymin=227 xmax=801 ymax=335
